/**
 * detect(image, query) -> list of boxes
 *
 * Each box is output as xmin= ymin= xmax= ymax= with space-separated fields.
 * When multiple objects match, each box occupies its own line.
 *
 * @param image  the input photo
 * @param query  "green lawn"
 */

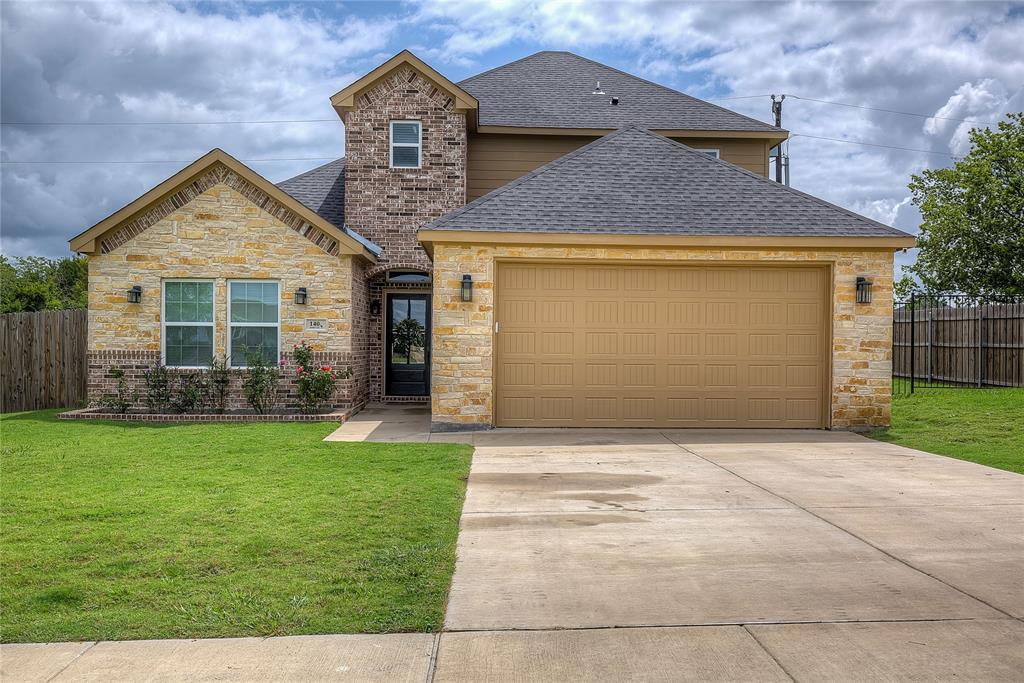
xmin=0 ymin=410 xmax=472 ymax=643
xmin=868 ymin=388 xmax=1024 ymax=474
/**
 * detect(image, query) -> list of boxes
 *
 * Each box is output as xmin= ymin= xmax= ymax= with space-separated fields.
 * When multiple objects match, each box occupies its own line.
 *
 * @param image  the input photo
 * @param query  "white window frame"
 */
xmin=696 ymin=148 xmax=720 ymax=159
xmin=227 ymin=279 xmax=281 ymax=368
xmin=389 ymin=120 xmax=422 ymax=169
xmin=162 ymin=279 xmax=216 ymax=369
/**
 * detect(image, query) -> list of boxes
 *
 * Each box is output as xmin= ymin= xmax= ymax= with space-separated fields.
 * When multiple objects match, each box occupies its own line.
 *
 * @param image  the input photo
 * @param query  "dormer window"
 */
xmin=390 ymin=120 xmax=421 ymax=168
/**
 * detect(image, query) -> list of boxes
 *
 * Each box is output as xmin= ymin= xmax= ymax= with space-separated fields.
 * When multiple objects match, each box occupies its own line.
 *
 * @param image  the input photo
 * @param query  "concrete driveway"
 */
xmin=436 ymin=429 xmax=1024 ymax=681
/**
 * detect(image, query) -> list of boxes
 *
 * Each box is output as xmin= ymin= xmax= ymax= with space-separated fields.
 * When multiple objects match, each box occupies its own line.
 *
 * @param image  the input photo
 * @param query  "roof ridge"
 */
xmin=457 ymin=51 xmax=550 ymax=86
xmin=276 ymin=157 xmax=344 ymax=187
xmin=423 ymin=126 xmax=644 ymax=229
xmin=626 ymin=128 xmax=902 ymax=233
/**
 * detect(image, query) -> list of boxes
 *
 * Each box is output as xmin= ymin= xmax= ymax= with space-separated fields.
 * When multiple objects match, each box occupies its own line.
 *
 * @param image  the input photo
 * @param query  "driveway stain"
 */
xmin=462 ymin=513 xmax=646 ymax=530
xmin=470 ymin=472 xmax=663 ymax=490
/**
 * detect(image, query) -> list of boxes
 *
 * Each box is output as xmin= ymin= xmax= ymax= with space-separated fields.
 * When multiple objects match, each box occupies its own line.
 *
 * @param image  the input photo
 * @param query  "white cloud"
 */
xmin=1 ymin=1 xmax=396 ymax=257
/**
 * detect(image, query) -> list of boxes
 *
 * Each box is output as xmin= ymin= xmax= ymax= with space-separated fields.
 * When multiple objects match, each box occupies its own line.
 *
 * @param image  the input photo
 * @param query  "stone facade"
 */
xmin=87 ymin=181 xmax=363 ymax=411
xmin=342 ymin=64 xmax=467 ymax=271
xmin=430 ymin=243 xmax=895 ymax=431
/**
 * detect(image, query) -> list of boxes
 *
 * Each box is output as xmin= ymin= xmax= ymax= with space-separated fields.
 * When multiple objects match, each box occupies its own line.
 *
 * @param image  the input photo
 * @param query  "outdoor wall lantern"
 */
xmin=370 ymin=299 xmax=381 ymax=316
xmin=127 ymin=285 xmax=142 ymax=304
xmin=294 ymin=287 xmax=308 ymax=305
xmin=856 ymin=277 xmax=873 ymax=304
xmin=461 ymin=274 xmax=473 ymax=302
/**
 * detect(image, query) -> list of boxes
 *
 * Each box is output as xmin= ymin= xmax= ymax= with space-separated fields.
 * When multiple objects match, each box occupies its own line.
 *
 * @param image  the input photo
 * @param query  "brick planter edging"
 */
xmin=58 ymin=404 xmax=363 ymax=424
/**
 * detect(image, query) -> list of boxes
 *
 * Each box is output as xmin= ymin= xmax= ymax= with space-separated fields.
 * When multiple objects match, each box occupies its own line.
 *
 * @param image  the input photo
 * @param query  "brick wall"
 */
xmin=430 ymin=243 xmax=896 ymax=431
xmin=342 ymin=64 xmax=467 ymax=271
xmin=87 ymin=180 xmax=364 ymax=412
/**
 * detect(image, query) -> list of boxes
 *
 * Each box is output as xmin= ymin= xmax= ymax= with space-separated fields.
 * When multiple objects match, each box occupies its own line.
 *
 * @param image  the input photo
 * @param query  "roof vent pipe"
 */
xmin=592 ymin=80 xmax=605 ymax=95
xmin=610 ymin=96 xmax=619 ymax=105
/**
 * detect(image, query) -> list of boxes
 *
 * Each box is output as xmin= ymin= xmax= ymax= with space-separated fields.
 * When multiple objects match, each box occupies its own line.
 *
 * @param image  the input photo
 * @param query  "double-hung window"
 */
xmin=228 ymin=280 xmax=280 ymax=367
xmin=163 ymin=280 xmax=214 ymax=368
xmin=390 ymin=120 xmax=421 ymax=168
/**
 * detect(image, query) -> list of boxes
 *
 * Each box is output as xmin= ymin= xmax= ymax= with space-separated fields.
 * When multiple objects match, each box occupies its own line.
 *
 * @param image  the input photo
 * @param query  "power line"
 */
xmin=787 ymin=95 xmax=1003 ymax=127
xmin=790 ymin=133 xmax=959 ymax=157
xmin=0 ymin=118 xmax=340 ymax=127
xmin=1 ymin=156 xmax=339 ymax=165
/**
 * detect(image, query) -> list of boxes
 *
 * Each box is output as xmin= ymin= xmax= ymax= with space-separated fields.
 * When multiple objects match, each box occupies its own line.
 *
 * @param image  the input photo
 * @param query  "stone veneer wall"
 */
xmin=342 ymin=64 xmax=467 ymax=271
xmin=430 ymin=244 xmax=896 ymax=430
xmin=87 ymin=182 xmax=362 ymax=411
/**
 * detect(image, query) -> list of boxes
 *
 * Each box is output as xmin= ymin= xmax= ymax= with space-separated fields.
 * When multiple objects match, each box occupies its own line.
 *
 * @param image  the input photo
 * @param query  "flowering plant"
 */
xmin=292 ymin=340 xmax=349 ymax=414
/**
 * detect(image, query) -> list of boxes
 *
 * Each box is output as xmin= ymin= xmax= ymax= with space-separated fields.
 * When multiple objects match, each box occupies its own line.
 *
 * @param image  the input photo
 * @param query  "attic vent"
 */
xmin=610 ymin=96 xmax=619 ymax=106
xmin=591 ymin=80 xmax=605 ymax=95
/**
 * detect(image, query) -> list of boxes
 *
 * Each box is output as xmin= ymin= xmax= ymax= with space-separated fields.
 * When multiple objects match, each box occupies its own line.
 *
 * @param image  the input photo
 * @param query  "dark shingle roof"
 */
xmin=424 ymin=127 xmax=911 ymax=238
xmin=276 ymin=158 xmax=346 ymax=227
xmin=276 ymin=158 xmax=382 ymax=256
xmin=459 ymin=51 xmax=782 ymax=133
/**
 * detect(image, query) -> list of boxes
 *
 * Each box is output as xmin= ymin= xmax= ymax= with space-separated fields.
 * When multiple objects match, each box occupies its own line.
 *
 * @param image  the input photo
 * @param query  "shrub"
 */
xmin=143 ymin=365 xmax=172 ymax=413
xmin=241 ymin=348 xmax=280 ymax=414
xmin=206 ymin=356 xmax=230 ymax=414
xmin=98 ymin=366 xmax=132 ymax=413
xmin=170 ymin=373 xmax=204 ymax=414
xmin=292 ymin=340 xmax=350 ymax=414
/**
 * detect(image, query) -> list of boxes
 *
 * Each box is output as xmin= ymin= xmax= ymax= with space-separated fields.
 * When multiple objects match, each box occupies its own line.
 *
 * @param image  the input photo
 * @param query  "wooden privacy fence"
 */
xmin=1 ymin=309 xmax=88 ymax=412
xmin=893 ymin=294 xmax=1024 ymax=393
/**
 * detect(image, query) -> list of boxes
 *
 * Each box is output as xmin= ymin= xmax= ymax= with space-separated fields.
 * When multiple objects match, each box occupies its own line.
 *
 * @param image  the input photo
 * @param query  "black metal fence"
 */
xmin=893 ymin=293 xmax=1024 ymax=395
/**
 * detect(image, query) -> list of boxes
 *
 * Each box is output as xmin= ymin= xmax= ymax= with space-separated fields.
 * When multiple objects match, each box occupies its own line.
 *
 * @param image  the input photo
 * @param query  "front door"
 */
xmin=385 ymin=293 xmax=431 ymax=396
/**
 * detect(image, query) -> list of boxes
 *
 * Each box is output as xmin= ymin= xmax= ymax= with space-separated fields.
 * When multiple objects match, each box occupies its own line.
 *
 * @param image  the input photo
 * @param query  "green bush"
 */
xmin=241 ymin=348 xmax=280 ymax=414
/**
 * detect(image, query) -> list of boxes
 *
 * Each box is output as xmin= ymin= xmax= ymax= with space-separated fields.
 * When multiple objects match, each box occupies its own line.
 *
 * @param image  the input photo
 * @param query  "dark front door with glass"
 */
xmin=385 ymin=294 xmax=430 ymax=396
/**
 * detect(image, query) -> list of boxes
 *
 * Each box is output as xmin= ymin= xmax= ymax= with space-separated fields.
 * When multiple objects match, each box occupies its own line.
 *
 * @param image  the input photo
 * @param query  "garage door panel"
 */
xmin=496 ymin=263 xmax=828 ymax=428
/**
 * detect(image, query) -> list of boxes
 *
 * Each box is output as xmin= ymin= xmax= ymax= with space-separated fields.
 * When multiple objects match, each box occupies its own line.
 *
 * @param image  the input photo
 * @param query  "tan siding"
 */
xmin=467 ymin=133 xmax=771 ymax=200
xmin=467 ymin=134 xmax=598 ymax=201
xmin=669 ymin=137 xmax=769 ymax=176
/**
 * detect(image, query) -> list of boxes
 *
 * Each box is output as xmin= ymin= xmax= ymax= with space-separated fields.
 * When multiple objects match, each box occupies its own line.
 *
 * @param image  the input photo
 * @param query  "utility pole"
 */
xmin=771 ymin=94 xmax=786 ymax=183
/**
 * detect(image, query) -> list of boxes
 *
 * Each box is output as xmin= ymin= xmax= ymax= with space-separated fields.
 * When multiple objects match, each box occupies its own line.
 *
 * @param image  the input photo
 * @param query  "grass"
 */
xmin=0 ymin=410 xmax=472 ymax=643
xmin=867 ymin=388 xmax=1024 ymax=474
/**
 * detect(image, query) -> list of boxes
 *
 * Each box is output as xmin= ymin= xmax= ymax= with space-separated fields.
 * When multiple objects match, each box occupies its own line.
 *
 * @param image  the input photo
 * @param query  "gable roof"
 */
xmin=69 ymin=149 xmax=378 ymax=260
xmin=459 ymin=51 xmax=783 ymax=135
xmin=276 ymin=158 xmax=346 ymax=228
xmin=330 ymin=49 xmax=478 ymax=118
xmin=421 ymin=126 xmax=914 ymax=244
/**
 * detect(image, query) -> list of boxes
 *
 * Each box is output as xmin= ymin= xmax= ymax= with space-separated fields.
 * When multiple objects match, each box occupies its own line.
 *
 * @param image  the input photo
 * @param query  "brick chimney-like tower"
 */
xmin=341 ymin=64 xmax=468 ymax=271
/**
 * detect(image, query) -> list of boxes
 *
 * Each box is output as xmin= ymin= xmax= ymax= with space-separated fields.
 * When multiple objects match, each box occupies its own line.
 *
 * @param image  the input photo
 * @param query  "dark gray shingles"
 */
xmin=424 ymin=127 xmax=912 ymax=238
xmin=276 ymin=158 xmax=346 ymax=227
xmin=459 ymin=51 xmax=782 ymax=133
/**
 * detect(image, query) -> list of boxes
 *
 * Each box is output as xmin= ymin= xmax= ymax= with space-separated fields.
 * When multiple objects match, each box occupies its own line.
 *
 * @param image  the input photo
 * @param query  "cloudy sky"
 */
xmin=2 ymin=1 xmax=1023 ymax=275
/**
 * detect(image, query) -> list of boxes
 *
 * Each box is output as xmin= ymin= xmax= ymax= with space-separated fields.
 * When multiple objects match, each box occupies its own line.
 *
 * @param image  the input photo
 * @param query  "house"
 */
xmin=69 ymin=50 xmax=915 ymax=430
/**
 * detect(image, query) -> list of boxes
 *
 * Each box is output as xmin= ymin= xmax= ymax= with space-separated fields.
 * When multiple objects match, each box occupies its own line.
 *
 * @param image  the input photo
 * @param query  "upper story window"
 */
xmin=696 ymin=148 xmax=720 ymax=159
xmin=228 ymin=280 xmax=280 ymax=367
xmin=390 ymin=120 xmax=421 ymax=168
xmin=163 ymin=280 xmax=214 ymax=368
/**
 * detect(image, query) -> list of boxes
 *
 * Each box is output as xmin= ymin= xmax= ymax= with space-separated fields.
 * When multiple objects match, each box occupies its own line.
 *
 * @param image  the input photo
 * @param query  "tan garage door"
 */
xmin=495 ymin=262 xmax=829 ymax=428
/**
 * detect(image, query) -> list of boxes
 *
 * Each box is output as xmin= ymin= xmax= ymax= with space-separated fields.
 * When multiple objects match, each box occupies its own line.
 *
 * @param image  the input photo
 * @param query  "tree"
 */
xmin=0 ymin=255 xmax=88 ymax=313
xmin=905 ymin=112 xmax=1024 ymax=296
xmin=392 ymin=317 xmax=425 ymax=363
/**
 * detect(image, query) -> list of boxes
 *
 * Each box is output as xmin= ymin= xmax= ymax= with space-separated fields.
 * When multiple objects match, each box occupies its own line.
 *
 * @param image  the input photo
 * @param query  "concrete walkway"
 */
xmin=5 ymin=425 xmax=1023 ymax=681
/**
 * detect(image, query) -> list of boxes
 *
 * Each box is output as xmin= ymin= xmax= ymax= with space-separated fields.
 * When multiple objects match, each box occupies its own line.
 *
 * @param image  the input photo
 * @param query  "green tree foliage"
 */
xmin=0 ymin=255 xmax=89 ymax=312
xmin=906 ymin=112 xmax=1024 ymax=295
xmin=392 ymin=317 xmax=425 ymax=363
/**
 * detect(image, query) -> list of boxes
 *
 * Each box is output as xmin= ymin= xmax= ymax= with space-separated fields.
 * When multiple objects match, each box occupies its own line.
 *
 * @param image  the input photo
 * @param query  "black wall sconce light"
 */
xmin=127 ymin=285 xmax=142 ymax=304
xmin=294 ymin=287 xmax=308 ymax=305
xmin=856 ymin=277 xmax=873 ymax=304
xmin=461 ymin=274 xmax=473 ymax=302
xmin=370 ymin=300 xmax=381 ymax=316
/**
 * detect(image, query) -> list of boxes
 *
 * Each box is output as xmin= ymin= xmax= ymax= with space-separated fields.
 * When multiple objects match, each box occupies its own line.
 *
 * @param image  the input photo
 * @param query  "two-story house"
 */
xmin=69 ymin=50 xmax=915 ymax=430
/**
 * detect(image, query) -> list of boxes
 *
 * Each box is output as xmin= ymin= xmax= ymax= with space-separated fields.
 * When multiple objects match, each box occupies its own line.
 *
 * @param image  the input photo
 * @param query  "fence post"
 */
xmin=977 ymin=305 xmax=984 ymax=388
xmin=910 ymin=292 xmax=916 ymax=394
